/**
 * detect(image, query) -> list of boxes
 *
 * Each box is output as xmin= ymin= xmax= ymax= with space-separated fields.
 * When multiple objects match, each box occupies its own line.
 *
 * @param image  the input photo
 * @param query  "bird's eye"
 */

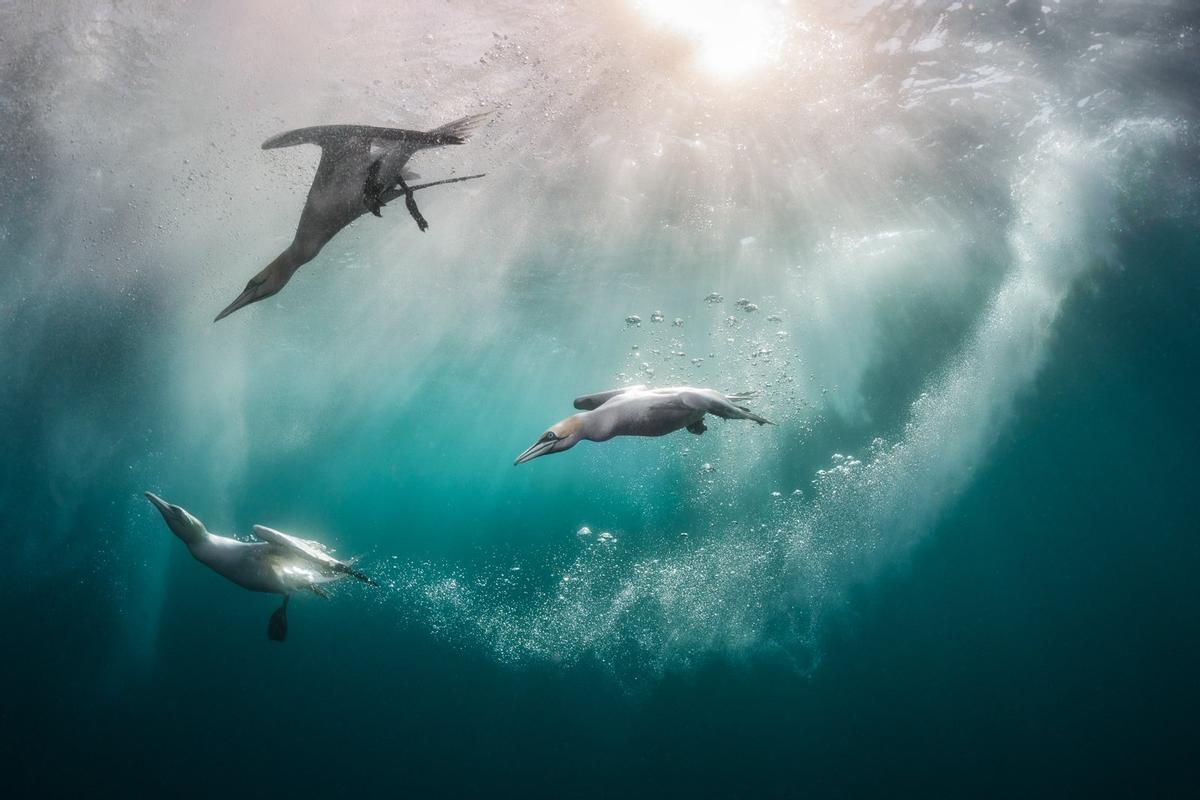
xmin=543 ymin=432 xmax=557 ymax=442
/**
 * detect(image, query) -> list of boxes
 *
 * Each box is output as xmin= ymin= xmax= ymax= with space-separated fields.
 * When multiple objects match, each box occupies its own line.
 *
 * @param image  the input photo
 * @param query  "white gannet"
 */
xmin=514 ymin=385 xmax=772 ymax=465
xmin=145 ymin=492 xmax=377 ymax=642
xmin=214 ymin=111 xmax=491 ymax=322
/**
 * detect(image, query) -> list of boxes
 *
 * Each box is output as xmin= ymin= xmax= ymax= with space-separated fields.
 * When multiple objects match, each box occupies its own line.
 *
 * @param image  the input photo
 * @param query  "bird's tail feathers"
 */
xmin=340 ymin=563 xmax=380 ymax=587
xmin=426 ymin=111 xmax=493 ymax=145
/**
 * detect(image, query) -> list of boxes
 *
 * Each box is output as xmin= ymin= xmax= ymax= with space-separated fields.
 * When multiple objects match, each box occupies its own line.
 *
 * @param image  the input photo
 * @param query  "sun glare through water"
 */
xmin=631 ymin=0 xmax=786 ymax=80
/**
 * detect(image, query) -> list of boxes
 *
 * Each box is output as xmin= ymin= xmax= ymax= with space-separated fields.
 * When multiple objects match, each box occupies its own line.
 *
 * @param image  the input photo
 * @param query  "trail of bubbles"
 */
xmin=374 ymin=120 xmax=1174 ymax=679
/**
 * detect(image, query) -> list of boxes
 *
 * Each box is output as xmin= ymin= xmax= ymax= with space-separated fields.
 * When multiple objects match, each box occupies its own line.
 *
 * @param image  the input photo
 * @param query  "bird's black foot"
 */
xmin=687 ymin=420 xmax=708 ymax=435
xmin=396 ymin=177 xmax=429 ymax=232
xmin=363 ymin=158 xmax=387 ymax=217
xmin=267 ymin=596 xmax=289 ymax=642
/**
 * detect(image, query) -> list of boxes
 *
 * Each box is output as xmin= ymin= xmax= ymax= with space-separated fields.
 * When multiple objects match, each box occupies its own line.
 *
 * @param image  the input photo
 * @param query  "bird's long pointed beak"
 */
xmin=514 ymin=440 xmax=554 ymax=466
xmin=144 ymin=491 xmax=171 ymax=518
xmin=213 ymin=286 xmax=261 ymax=322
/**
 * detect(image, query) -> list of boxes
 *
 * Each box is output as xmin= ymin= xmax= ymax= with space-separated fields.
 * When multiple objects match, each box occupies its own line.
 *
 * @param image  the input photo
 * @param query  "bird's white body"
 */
xmin=184 ymin=534 xmax=335 ymax=595
xmin=515 ymin=385 xmax=772 ymax=464
xmin=577 ymin=386 xmax=740 ymax=439
xmin=145 ymin=493 xmax=371 ymax=597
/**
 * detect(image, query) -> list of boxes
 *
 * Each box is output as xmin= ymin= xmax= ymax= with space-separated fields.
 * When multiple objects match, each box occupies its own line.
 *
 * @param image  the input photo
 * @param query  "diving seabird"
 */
xmin=214 ymin=111 xmax=491 ymax=322
xmin=514 ymin=385 xmax=773 ymax=465
xmin=145 ymin=492 xmax=377 ymax=642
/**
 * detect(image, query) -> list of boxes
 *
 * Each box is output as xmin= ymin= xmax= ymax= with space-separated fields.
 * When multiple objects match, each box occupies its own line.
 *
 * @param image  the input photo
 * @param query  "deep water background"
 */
xmin=3 ymin=1 xmax=1199 ymax=796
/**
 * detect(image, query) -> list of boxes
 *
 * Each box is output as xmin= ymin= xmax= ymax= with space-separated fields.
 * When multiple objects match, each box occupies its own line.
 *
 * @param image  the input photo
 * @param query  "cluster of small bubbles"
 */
xmin=624 ymin=314 xmax=642 ymax=326
xmin=813 ymin=453 xmax=868 ymax=501
xmin=735 ymin=298 xmax=759 ymax=313
xmin=751 ymin=346 xmax=772 ymax=359
xmin=650 ymin=310 xmax=665 ymax=323
xmin=691 ymin=357 xmax=704 ymax=366
xmin=704 ymin=293 xmax=724 ymax=304
xmin=576 ymin=526 xmax=592 ymax=538
xmin=596 ymin=531 xmax=616 ymax=544
xmin=767 ymin=314 xmax=783 ymax=322
xmin=672 ymin=318 xmax=685 ymax=327
xmin=771 ymin=491 xmax=782 ymax=498
xmin=776 ymin=331 xmax=789 ymax=339
xmin=701 ymin=462 xmax=715 ymax=473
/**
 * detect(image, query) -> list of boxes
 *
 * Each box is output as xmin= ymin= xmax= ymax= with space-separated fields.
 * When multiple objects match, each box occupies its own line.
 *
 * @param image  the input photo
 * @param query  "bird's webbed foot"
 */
xmin=687 ymin=419 xmax=708 ymax=435
xmin=363 ymin=159 xmax=388 ymax=217
xmin=397 ymin=177 xmax=429 ymax=232
xmin=267 ymin=595 xmax=289 ymax=642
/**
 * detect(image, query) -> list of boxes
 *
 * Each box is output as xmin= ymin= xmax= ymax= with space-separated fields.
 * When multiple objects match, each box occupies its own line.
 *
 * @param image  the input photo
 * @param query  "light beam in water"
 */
xmin=631 ymin=0 xmax=786 ymax=80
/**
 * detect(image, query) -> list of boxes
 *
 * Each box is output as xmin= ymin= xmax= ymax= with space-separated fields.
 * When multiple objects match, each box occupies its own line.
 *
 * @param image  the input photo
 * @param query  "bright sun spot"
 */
xmin=632 ymin=0 xmax=785 ymax=80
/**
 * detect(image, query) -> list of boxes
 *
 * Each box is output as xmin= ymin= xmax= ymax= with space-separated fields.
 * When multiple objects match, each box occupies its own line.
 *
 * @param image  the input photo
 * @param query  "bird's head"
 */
xmin=514 ymin=416 xmax=584 ymax=465
xmin=214 ymin=268 xmax=290 ymax=322
xmin=144 ymin=492 xmax=208 ymax=545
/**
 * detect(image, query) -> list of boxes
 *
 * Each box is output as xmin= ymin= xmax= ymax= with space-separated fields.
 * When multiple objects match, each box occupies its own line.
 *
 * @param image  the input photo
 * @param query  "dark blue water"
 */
xmin=3 ymin=1 xmax=1198 ymax=796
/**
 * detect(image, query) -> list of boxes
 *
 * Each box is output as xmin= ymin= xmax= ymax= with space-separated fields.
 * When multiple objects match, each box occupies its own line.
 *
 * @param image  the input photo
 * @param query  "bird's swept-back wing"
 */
xmin=252 ymin=525 xmax=343 ymax=568
xmin=573 ymin=385 xmax=648 ymax=410
xmin=677 ymin=389 xmax=773 ymax=425
xmin=253 ymin=525 xmax=380 ymax=587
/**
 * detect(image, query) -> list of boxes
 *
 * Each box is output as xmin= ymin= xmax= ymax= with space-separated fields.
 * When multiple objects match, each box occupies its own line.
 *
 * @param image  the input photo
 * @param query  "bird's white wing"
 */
xmin=252 ymin=525 xmax=344 ymax=568
xmin=574 ymin=385 xmax=647 ymax=410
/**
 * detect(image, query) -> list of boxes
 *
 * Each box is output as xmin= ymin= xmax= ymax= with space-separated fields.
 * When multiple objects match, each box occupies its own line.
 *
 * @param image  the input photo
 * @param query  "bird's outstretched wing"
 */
xmin=263 ymin=126 xmax=440 ymax=200
xmin=262 ymin=125 xmax=446 ymax=151
xmin=261 ymin=112 xmax=492 ymax=152
xmin=573 ymin=385 xmax=648 ymax=410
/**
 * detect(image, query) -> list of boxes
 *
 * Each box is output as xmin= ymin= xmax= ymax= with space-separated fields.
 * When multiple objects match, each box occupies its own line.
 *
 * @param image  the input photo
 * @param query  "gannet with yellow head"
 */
xmin=514 ymin=385 xmax=772 ymax=465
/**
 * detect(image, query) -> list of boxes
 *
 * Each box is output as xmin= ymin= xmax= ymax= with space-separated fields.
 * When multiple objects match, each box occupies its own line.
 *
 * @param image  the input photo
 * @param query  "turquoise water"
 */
xmin=3 ymin=1 xmax=1198 ymax=795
